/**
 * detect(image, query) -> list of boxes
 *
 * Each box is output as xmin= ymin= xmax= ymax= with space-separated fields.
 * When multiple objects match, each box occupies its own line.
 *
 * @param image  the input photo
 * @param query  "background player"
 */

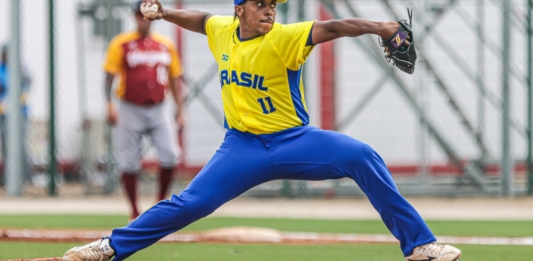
xmin=103 ymin=1 xmax=185 ymax=221
xmin=0 ymin=43 xmax=33 ymax=187
xmin=62 ymin=0 xmax=462 ymax=261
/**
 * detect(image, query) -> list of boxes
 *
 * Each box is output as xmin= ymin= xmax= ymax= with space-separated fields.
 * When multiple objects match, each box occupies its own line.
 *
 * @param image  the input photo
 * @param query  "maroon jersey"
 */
xmin=103 ymin=31 xmax=182 ymax=105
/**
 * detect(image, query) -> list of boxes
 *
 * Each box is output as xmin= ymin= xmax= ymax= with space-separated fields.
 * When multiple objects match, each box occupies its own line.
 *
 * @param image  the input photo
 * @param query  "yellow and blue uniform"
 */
xmin=206 ymin=16 xmax=314 ymax=134
xmin=109 ymin=16 xmax=435 ymax=261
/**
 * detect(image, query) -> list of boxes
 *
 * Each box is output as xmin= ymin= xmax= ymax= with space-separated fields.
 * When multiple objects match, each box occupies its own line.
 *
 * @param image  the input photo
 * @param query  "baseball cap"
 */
xmin=234 ymin=0 xmax=287 ymax=5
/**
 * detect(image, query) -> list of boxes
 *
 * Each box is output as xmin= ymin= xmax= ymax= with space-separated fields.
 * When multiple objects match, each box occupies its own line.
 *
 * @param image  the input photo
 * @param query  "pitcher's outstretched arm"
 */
xmin=141 ymin=0 xmax=212 ymax=35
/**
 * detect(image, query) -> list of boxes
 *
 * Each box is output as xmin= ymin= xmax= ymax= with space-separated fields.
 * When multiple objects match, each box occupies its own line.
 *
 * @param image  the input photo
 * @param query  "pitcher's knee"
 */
xmin=167 ymin=191 xmax=220 ymax=220
xmin=349 ymin=142 xmax=380 ymax=164
xmin=334 ymin=142 xmax=376 ymax=173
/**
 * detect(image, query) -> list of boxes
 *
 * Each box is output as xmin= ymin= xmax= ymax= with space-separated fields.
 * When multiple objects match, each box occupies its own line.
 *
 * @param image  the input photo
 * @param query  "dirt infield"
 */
xmin=1 ymin=227 xmax=532 ymax=261
xmin=2 ymin=227 xmax=533 ymax=246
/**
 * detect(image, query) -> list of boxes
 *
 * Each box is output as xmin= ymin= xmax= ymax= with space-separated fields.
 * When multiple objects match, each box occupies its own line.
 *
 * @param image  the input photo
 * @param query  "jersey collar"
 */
xmin=234 ymin=26 xmax=262 ymax=43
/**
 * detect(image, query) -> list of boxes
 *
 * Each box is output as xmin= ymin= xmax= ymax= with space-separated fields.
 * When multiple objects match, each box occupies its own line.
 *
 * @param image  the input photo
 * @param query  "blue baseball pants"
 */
xmin=109 ymin=126 xmax=436 ymax=260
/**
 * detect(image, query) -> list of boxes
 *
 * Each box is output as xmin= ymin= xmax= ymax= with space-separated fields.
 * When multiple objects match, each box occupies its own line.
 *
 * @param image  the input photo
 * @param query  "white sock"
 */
xmin=99 ymin=238 xmax=115 ymax=256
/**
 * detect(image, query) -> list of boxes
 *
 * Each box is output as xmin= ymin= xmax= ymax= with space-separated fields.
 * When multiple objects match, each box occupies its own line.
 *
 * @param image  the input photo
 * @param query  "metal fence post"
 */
xmin=48 ymin=0 xmax=57 ymax=196
xmin=6 ymin=0 xmax=23 ymax=196
xmin=527 ymin=0 xmax=533 ymax=195
xmin=501 ymin=0 xmax=513 ymax=197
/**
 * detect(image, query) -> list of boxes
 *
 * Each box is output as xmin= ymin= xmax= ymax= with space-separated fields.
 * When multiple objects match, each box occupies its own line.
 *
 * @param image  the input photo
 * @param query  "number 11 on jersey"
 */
xmin=257 ymin=96 xmax=276 ymax=114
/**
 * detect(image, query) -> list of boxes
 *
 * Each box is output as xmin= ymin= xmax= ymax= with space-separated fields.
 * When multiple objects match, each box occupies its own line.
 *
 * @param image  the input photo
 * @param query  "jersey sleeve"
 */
xmin=205 ymin=16 xmax=234 ymax=54
xmin=269 ymin=21 xmax=316 ymax=70
xmin=168 ymin=44 xmax=182 ymax=79
xmin=102 ymin=36 xmax=124 ymax=74
xmin=151 ymin=33 xmax=183 ymax=79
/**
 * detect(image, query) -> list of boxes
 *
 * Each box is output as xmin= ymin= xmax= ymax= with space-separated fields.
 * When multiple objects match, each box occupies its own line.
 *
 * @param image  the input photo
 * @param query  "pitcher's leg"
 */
xmin=349 ymin=145 xmax=436 ymax=255
xmin=110 ymin=186 xmax=222 ymax=260
xmin=271 ymin=127 xmax=435 ymax=256
xmin=109 ymin=131 xmax=277 ymax=261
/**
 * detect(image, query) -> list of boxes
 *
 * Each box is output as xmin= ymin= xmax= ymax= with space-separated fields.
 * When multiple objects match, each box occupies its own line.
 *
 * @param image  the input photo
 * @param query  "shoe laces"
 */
xmin=75 ymin=240 xmax=108 ymax=261
xmin=418 ymin=243 xmax=444 ymax=257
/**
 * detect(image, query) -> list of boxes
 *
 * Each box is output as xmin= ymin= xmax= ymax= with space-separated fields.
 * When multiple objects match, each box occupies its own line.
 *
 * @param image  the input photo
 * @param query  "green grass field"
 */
xmin=1 ymin=215 xmax=532 ymax=260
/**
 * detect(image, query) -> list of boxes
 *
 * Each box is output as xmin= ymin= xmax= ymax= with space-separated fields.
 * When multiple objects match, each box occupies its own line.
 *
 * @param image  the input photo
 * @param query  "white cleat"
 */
xmin=62 ymin=238 xmax=115 ymax=261
xmin=405 ymin=243 xmax=462 ymax=261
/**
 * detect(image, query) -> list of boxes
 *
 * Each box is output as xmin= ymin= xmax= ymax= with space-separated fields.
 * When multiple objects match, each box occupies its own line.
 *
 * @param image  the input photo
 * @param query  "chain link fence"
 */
xmin=0 ymin=0 xmax=531 ymax=197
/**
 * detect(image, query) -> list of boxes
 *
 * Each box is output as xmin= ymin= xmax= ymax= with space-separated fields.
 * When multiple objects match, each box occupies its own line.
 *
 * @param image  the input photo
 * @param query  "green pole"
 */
xmin=103 ymin=0 xmax=117 ymax=195
xmin=527 ymin=0 xmax=533 ymax=195
xmin=6 ymin=0 xmax=23 ymax=196
xmin=477 ymin=0 xmax=486 ymax=165
xmin=48 ymin=0 xmax=57 ymax=196
xmin=502 ymin=0 xmax=512 ymax=197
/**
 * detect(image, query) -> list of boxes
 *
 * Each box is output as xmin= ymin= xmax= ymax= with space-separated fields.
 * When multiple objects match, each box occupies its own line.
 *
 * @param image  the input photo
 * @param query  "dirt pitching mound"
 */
xmin=202 ymin=226 xmax=283 ymax=243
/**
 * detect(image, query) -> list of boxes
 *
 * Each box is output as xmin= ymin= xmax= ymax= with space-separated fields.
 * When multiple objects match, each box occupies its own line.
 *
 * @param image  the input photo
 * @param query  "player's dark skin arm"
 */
xmin=161 ymin=9 xmax=212 ymax=35
xmin=105 ymin=73 xmax=115 ymax=103
xmin=169 ymin=76 xmax=185 ymax=128
xmin=105 ymin=72 xmax=118 ymax=125
xmin=142 ymin=0 xmax=403 ymax=45
xmin=311 ymin=19 xmax=403 ymax=45
xmin=141 ymin=0 xmax=211 ymax=35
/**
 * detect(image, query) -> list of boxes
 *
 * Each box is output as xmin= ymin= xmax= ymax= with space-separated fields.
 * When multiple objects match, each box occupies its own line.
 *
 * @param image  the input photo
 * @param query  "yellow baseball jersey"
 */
xmin=103 ymin=31 xmax=182 ymax=105
xmin=206 ymin=16 xmax=315 ymax=134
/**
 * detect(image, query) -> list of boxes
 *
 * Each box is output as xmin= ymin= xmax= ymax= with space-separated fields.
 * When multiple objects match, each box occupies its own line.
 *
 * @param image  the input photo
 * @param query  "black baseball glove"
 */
xmin=380 ymin=9 xmax=416 ymax=74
